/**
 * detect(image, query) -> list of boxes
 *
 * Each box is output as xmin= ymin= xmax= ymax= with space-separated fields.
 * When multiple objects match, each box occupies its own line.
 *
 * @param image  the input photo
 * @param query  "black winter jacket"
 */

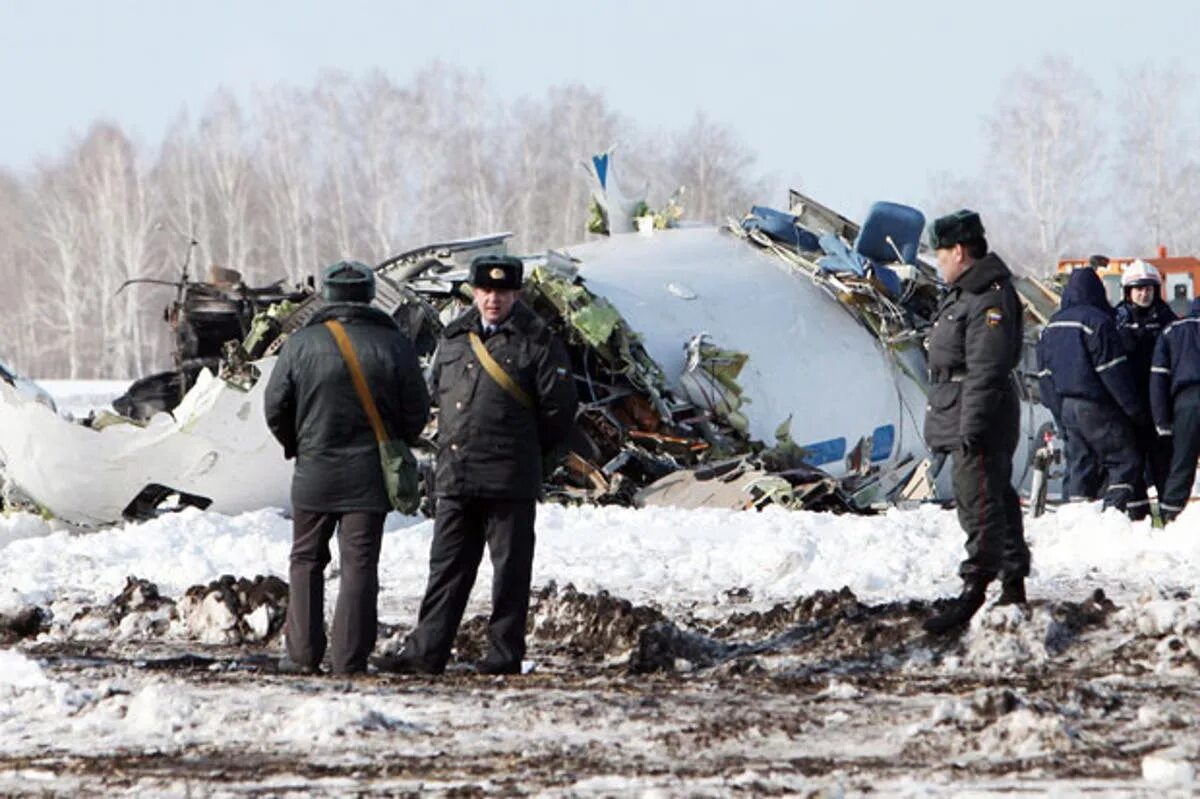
xmin=264 ymin=303 xmax=430 ymax=512
xmin=1036 ymin=269 xmax=1145 ymax=425
xmin=1115 ymin=297 xmax=1176 ymax=411
xmin=432 ymin=302 xmax=577 ymax=499
xmin=923 ymin=253 xmax=1024 ymax=454
xmin=1151 ymin=298 xmax=1200 ymax=435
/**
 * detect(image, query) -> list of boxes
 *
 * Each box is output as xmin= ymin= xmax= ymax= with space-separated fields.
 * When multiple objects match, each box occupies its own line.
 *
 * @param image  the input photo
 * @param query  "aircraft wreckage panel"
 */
xmin=569 ymin=228 xmax=929 ymax=475
xmin=0 ymin=362 xmax=290 ymax=526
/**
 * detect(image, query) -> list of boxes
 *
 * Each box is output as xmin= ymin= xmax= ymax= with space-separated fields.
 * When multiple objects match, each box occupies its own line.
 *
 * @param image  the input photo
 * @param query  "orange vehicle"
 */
xmin=1057 ymin=247 xmax=1200 ymax=315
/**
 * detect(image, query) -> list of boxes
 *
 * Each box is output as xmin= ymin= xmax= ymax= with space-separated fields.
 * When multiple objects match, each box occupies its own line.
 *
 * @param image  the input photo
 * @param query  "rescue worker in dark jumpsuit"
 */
xmin=1114 ymin=259 xmax=1176 ymax=519
xmin=922 ymin=210 xmax=1031 ymax=635
xmin=1151 ymin=297 xmax=1200 ymax=523
xmin=385 ymin=255 xmax=578 ymax=675
xmin=1036 ymin=267 xmax=1146 ymax=514
xmin=1052 ymin=254 xmax=1115 ymax=500
xmin=265 ymin=262 xmax=430 ymax=675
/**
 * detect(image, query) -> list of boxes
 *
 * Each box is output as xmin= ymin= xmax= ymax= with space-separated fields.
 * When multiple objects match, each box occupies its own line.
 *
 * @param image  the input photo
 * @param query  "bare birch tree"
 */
xmin=1 ymin=64 xmax=779 ymax=377
xmin=1113 ymin=64 xmax=1200 ymax=254
xmin=508 ymin=85 xmax=625 ymax=250
xmin=0 ymin=172 xmax=36 ymax=371
xmin=626 ymin=112 xmax=765 ymax=227
xmin=256 ymin=84 xmax=320 ymax=284
xmin=196 ymin=90 xmax=259 ymax=277
xmin=30 ymin=160 xmax=93 ymax=378
xmin=74 ymin=123 xmax=161 ymax=377
xmin=979 ymin=57 xmax=1105 ymax=275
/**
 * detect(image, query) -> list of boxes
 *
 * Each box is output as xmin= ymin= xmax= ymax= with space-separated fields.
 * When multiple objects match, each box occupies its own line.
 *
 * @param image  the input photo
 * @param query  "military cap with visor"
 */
xmin=469 ymin=254 xmax=524 ymax=290
xmin=928 ymin=209 xmax=986 ymax=250
xmin=321 ymin=260 xmax=376 ymax=303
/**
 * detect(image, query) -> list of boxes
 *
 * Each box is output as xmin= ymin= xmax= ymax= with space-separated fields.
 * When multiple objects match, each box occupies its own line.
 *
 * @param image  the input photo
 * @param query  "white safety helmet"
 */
xmin=1121 ymin=259 xmax=1162 ymax=289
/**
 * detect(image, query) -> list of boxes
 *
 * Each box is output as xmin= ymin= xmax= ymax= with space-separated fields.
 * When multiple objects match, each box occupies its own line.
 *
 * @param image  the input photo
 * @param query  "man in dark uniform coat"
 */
xmin=1114 ymin=260 xmax=1176 ymax=519
xmin=388 ymin=254 xmax=578 ymax=675
xmin=265 ymin=261 xmax=430 ymax=674
xmin=1036 ymin=268 xmax=1146 ymax=514
xmin=1151 ymin=297 xmax=1200 ymax=523
xmin=922 ymin=210 xmax=1031 ymax=635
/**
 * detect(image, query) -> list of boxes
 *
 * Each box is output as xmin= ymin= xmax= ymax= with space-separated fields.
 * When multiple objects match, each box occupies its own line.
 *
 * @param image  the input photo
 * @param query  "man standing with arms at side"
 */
xmin=1151 ymin=297 xmax=1200 ymax=523
xmin=922 ymin=210 xmax=1030 ymax=635
xmin=1114 ymin=260 xmax=1176 ymax=519
xmin=265 ymin=261 xmax=430 ymax=675
xmin=386 ymin=254 xmax=578 ymax=675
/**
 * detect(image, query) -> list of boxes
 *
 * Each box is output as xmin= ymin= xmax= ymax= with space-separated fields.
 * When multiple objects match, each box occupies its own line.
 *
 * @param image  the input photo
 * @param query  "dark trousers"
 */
xmin=404 ymin=497 xmax=536 ymax=673
xmin=1060 ymin=397 xmax=1141 ymax=512
xmin=1130 ymin=424 xmax=1173 ymax=520
xmin=286 ymin=509 xmax=386 ymax=674
xmin=953 ymin=447 xmax=1029 ymax=582
xmin=1161 ymin=385 xmax=1200 ymax=519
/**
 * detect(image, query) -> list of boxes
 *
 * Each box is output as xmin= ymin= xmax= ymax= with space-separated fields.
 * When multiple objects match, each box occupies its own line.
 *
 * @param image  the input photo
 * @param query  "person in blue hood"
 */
xmin=1150 ymin=297 xmax=1200 ymax=522
xmin=1036 ymin=267 xmax=1146 ymax=514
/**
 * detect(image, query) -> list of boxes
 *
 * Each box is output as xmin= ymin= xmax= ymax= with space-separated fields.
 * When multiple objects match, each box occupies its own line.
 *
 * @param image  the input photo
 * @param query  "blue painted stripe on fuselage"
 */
xmin=870 ymin=424 xmax=895 ymax=462
xmin=799 ymin=437 xmax=847 ymax=466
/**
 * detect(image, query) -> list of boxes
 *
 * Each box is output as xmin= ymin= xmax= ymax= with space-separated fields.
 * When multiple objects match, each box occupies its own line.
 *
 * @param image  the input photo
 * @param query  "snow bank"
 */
xmin=0 ymin=648 xmax=49 ymax=690
xmin=1 ymin=498 xmax=1198 ymax=619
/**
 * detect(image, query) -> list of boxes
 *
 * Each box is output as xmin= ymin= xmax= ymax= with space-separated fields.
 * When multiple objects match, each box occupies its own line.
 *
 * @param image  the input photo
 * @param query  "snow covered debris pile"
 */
xmin=52 ymin=574 xmax=289 ymax=645
xmin=175 ymin=574 xmax=288 ymax=644
xmin=0 ymin=606 xmax=47 ymax=643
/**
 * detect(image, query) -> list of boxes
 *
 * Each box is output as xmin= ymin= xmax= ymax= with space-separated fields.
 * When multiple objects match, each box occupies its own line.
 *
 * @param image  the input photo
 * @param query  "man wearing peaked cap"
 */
xmin=321 ymin=260 xmax=377 ymax=303
xmin=926 ymin=209 xmax=985 ymax=250
xmin=264 ymin=260 xmax=429 ymax=675
xmin=922 ymin=209 xmax=1030 ymax=635
xmin=381 ymin=253 xmax=578 ymax=676
xmin=469 ymin=254 xmax=524 ymax=290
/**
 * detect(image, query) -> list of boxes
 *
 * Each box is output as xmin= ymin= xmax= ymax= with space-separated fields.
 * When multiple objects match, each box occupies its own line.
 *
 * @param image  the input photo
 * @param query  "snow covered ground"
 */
xmin=2 ymin=383 xmax=1199 ymax=796
xmin=36 ymin=379 xmax=129 ymax=419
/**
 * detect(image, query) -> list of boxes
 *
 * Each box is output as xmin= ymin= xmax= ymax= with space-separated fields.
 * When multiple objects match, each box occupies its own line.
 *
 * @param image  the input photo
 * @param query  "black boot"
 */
xmin=475 ymin=658 xmax=522 ymax=676
xmin=370 ymin=649 xmax=442 ymax=676
xmin=923 ymin=578 xmax=990 ymax=636
xmin=996 ymin=576 xmax=1026 ymax=606
xmin=276 ymin=655 xmax=321 ymax=676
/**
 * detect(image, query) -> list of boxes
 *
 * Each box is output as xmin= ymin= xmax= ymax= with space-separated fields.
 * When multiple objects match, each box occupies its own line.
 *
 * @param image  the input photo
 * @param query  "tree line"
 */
xmin=927 ymin=57 xmax=1200 ymax=276
xmin=1 ymin=57 xmax=1196 ymax=379
xmin=0 ymin=64 xmax=764 ymax=379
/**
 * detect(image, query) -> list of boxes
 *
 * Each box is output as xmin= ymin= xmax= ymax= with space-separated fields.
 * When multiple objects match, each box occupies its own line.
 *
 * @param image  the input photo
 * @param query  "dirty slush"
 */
xmin=3 ymin=567 xmax=1197 ymax=795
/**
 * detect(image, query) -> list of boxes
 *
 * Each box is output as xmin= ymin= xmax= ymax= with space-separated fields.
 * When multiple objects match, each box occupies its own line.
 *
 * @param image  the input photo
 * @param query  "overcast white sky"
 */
xmin=2 ymin=0 xmax=1196 ymax=217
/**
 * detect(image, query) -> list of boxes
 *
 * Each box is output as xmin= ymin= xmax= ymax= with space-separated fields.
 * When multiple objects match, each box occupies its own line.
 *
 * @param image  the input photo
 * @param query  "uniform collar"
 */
xmin=445 ymin=301 xmax=535 ymax=338
xmin=307 ymin=302 xmax=398 ymax=330
xmin=952 ymin=252 xmax=1011 ymax=295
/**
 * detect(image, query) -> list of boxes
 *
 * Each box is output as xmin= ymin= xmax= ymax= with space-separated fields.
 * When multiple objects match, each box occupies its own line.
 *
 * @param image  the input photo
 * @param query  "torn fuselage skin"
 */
xmin=0 ymin=198 xmax=1055 ymax=525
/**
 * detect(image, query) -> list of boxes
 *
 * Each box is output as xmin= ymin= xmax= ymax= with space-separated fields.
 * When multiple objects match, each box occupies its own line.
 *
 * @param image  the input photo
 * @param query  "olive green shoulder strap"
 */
xmin=468 ymin=331 xmax=533 ymax=410
xmin=325 ymin=320 xmax=389 ymax=443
